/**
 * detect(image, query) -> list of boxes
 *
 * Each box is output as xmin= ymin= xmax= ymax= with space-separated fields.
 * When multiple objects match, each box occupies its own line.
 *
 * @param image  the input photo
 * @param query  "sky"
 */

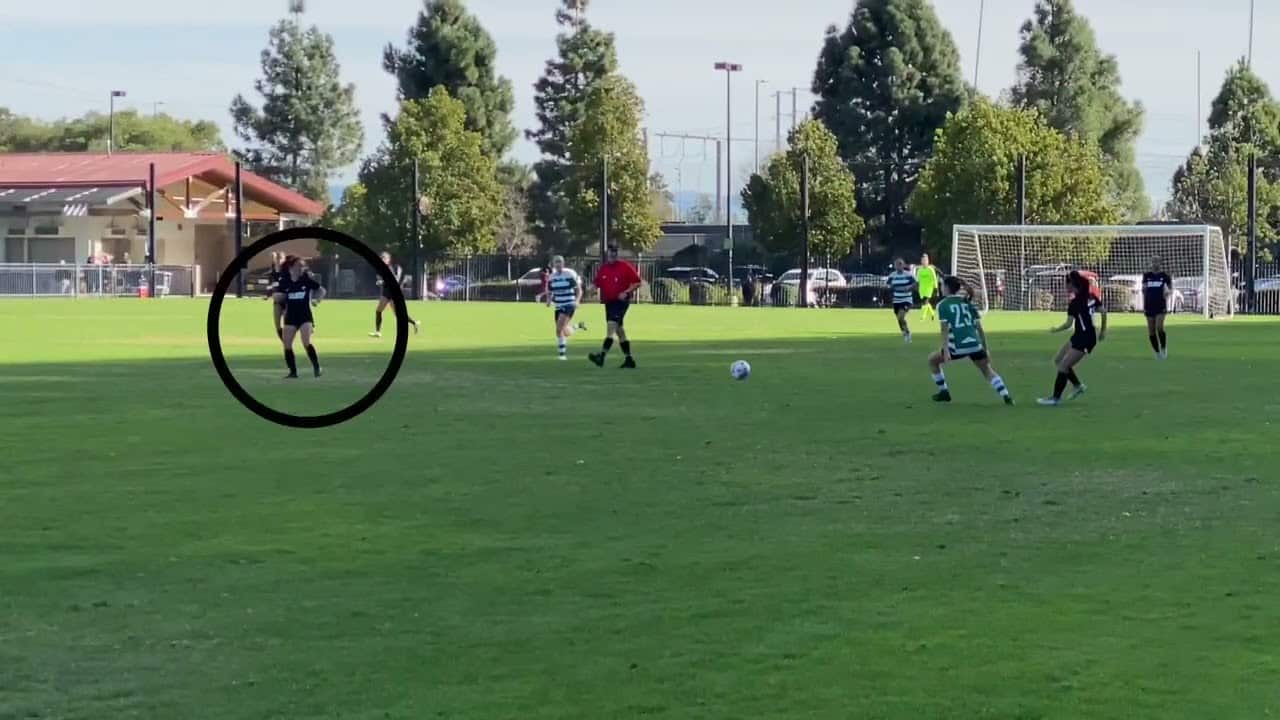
xmin=1 ymin=0 xmax=1276 ymax=207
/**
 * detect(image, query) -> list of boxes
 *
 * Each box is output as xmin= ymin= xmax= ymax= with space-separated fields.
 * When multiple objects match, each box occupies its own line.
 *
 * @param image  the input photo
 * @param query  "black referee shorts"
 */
xmin=605 ymin=300 xmax=630 ymax=326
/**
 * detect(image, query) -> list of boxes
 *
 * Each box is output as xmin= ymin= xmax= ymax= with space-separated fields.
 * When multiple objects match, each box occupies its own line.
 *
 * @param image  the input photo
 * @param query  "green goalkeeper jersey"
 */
xmin=938 ymin=295 xmax=983 ymax=355
xmin=916 ymin=264 xmax=939 ymax=295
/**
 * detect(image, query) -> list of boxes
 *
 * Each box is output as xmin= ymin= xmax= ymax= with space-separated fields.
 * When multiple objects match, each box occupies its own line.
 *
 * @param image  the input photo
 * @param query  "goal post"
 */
xmin=950 ymin=224 xmax=1233 ymax=319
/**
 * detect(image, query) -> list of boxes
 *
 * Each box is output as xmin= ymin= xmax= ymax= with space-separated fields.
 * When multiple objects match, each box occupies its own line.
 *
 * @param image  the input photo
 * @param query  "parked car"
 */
xmin=664 ymin=266 xmax=720 ymax=285
xmin=1172 ymin=276 xmax=1204 ymax=312
xmin=1106 ymin=274 xmax=1185 ymax=313
xmin=776 ymin=268 xmax=848 ymax=290
xmin=516 ymin=268 xmax=547 ymax=288
xmin=435 ymin=274 xmax=470 ymax=296
xmin=844 ymin=273 xmax=886 ymax=288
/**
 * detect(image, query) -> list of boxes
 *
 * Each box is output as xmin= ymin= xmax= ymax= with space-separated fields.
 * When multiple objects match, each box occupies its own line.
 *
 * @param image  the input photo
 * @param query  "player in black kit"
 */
xmin=266 ymin=251 xmax=289 ymax=339
xmin=1039 ymin=270 xmax=1107 ymax=406
xmin=1142 ymin=256 xmax=1173 ymax=359
xmin=370 ymin=252 xmax=420 ymax=338
xmin=273 ymin=255 xmax=325 ymax=379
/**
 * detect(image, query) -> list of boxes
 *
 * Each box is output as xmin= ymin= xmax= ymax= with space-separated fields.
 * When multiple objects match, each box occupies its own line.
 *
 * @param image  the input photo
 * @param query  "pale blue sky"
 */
xmin=1 ymin=0 xmax=1275 ymax=205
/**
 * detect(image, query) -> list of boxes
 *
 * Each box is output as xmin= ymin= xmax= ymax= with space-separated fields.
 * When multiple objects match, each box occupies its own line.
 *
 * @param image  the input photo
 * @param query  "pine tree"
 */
xmin=562 ymin=75 xmax=661 ymax=254
xmin=812 ymin=0 xmax=966 ymax=251
xmin=526 ymin=0 xmax=619 ymax=252
xmin=383 ymin=0 xmax=516 ymax=159
xmin=230 ymin=3 xmax=363 ymax=202
xmin=1010 ymin=0 xmax=1148 ymax=217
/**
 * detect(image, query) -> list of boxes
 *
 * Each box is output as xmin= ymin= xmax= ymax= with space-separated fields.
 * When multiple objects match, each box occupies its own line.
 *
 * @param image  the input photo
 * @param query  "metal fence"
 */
xmin=0 ymin=264 xmax=196 ymax=298
xmin=1233 ymin=259 xmax=1280 ymax=314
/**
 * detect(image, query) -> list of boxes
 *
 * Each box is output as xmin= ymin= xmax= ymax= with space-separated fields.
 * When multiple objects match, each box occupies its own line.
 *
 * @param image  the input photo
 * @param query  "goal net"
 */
xmin=951 ymin=225 xmax=1233 ymax=319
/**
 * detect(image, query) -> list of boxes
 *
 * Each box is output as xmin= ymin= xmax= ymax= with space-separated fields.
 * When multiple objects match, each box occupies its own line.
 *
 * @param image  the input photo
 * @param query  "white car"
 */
xmin=516 ymin=268 xmax=546 ymax=288
xmin=1106 ymin=274 xmax=1184 ymax=313
xmin=776 ymin=268 xmax=848 ymax=290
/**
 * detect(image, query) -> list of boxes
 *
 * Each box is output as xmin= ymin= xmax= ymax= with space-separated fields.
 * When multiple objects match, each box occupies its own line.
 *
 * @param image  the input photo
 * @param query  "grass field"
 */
xmin=2 ymin=299 xmax=1279 ymax=719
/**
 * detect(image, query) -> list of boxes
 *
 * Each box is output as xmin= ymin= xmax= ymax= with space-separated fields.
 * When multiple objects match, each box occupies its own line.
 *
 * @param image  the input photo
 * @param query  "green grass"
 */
xmin=2 ymin=299 xmax=1279 ymax=719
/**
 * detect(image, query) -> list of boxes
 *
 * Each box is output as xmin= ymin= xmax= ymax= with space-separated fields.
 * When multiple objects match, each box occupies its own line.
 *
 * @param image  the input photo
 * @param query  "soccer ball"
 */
xmin=730 ymin=360 xmax=751 ymax=381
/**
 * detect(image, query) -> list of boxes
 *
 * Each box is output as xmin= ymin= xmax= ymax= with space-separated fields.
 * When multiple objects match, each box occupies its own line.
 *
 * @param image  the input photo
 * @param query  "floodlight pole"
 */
xmin=234 ymin=161 xmax=244 ymax=299
xmin=754 ymin=79 xmax=767 ymax=173
xmin=147 ymin=162 xmax=157 ymax=297
xmin=715 ymin=61 xmax=742 ymax=303
xmin=412 ymin=159 xmax=421 ymax=300
xmin=108 ymin=90 xmax=126 ymax=154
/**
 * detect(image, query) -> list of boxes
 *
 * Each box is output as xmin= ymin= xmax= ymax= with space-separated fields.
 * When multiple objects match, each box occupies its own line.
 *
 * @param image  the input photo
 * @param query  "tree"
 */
xmin=355 ymin=88 xmax=503 ymax=260
xmin=684 ymin=194 xmax=715 ymax=224
xmin=1009 ymin=0 xmax=1148 ymax=218
xmin=911 ymin=99 xmax=1121 ymax=262
xmin=0 ymin=107 xmax=222 ymax=152
xmin=231 ymin=3 xmax=363 ymax=202
xmin=382 ymin=0 xmax=516 ymax=159
xmin=741 ymin=119 xmax=864 ymax=261
xmin=648 ymin=172 xmax=677 ymax=222
xmin=497 ymin=167 xmax=537 ymax=272
xmin=563 ymin=75 xmax=661 ymax=254
xmin=526 ymin=0 xmax=619 ymax=252
xmin=1166 ymin=62 xmax=1280 ymax=258
xmin=812 ymin=0 xmax=966 ymax=248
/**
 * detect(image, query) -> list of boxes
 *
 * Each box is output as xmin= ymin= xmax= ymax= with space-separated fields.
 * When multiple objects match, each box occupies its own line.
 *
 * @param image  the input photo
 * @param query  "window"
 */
xmin=26 ymin=237 xmax=75 ymax=263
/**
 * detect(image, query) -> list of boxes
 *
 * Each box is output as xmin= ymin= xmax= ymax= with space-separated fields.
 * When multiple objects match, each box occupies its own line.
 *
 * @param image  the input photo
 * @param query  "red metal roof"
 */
xmin=0 ymin=152 xmax=326 ymax=216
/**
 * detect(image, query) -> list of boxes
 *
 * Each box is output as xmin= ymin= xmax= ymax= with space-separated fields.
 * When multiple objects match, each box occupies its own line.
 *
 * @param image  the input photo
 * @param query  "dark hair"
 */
xmin=282 ymin=255 xmax=302 ymax=272
xmin=943 ymin=275 xmax=964 ymax=294
xmin=1067 ymin=270 xmax=1090 ymax=294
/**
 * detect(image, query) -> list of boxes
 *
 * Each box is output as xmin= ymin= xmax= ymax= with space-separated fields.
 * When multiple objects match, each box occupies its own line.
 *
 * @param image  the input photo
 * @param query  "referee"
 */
xmin=588 ymin=244 xmax=642 ymax=369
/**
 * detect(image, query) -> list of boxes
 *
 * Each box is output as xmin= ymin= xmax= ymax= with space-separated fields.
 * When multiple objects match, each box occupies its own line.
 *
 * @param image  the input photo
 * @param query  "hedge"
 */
xmin=689 ymin=283 xmax=740 ymax=306
xmin=651 ymin=278 xmax=689 ymax=305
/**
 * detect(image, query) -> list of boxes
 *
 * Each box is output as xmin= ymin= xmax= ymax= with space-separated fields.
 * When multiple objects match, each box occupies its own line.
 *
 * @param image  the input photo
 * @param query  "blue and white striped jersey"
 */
xmin=887 ymin=270 xmax=916 ymax=304
xmin=547 ymin=269 xmax=581 ymax=308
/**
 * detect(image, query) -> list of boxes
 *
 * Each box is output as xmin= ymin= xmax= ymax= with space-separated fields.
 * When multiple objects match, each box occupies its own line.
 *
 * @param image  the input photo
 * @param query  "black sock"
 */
xmin=1066 ymin=369 xmax=1081 ymax=387
xmin=1158 ymin=330 xmax=1167 ymax=350
xmin=375 ymin=311 xmax=383 ymax=333
xmin=620 ymin=340 xmax=632 ymax=357
xmin=305 ymin=344 xmax=320 ymax=372
xmin=1149 ymin=334 xmax=1161 ymax=352
xmin=1053 ymin=371 xmax=1069 ymax=399
xmin=602 ymin=337 xmax=614 ymax=354
xmin=285 ymin=349 xmax=298 ymax=375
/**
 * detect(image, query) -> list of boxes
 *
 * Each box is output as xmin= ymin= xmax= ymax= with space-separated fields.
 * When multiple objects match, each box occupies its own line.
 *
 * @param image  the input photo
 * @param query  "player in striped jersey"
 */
xmin=540 ymin=256 xmax=587 ymax=360
xmin=928 ymin=276 xmax=1014 ymax=405
xmin=886 ymin=258 xmax=918 ymax=343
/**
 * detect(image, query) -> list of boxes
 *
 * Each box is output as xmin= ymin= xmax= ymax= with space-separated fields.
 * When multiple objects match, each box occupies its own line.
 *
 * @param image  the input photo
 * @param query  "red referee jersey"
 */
xmin=594 ymin=260 xmax=642 ymax=303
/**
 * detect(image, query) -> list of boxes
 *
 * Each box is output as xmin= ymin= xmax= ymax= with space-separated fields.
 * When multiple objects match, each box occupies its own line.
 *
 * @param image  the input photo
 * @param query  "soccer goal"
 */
xmin=951 ymin=225 xmax=1233 ymax=319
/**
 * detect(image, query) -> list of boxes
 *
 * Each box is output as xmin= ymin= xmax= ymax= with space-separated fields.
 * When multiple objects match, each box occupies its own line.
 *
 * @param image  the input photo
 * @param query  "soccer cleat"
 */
xmin=558 ymin=355 xmax=567 ymax=361
xmin=620 ymin=356 xmax=637 ymax=369
xmin=284 ymin=372 xmax=298 ymax=380
xmin=1160 ymin=349 xmax=1168 ymax=360
xmin=1069 ymin=384 xmax=1088 ymax=400
xmin=1036 ymin=397 xmax=1060 ymax=407
xmin=369 ymin=331 xmax=381 ymax=338
xmin=904 ymin=332 xmax=912 ymax=345
xmin=932 ymin=390 xmax=952 ymax=403
xmin=314 ymin=366 xmax=323 ymax=378
xmin=1004 ymin=395 xmax=1015 ymax=406
xmin=588 ymin=352 xmax=605 ymax=367
xmin=412 ymin=320 xmax=421 ymax=335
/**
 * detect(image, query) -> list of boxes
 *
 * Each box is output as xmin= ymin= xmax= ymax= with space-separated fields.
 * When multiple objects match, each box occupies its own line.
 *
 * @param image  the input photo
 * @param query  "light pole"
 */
xmin=714 ymin=61 xmax=742 ymax=300
xmin=752 ymin=78 xmax=762 ymax=172
xmin=108 ymin=90 xmax=126 ymax=154
xmin=152 ymin=101 xmax=165 ymax=118
xmin=974 ymin=0 xmax=986 ymax=87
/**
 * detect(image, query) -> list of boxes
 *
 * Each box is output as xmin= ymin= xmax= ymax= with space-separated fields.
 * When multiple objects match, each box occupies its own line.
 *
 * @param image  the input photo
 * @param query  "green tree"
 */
xmin=649 ymin=172 xmax=676 ymax=222
xmin=1167 ymin=62 xmax=1280 ymax=258
xmin=527 ymin=0 xmax=619 ymax=252
xmin=911 ymin=99 xmax=1120 ymax=262
xmin=230 ymin=3 xmax=363 ymax=202
xmin=0 ymin=107 xmax=222 ymax=152
xmin=1010 ymin=0 xmax=1148 ymax=218
xmin=812 ymin=0 xmax=966 ymax=247
xmin=563 ymin=75 xmax=660 ymax=254
xmin=356 ymin=88 xmax=503 ymax=260
xmin=382 ymin=0 xmax=516 ymax=159
xmin=741 ymin=119 xmax=864 ymax=261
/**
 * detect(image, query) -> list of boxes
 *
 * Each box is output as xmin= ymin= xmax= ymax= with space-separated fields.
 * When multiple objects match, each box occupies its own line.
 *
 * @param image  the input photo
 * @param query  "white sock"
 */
xmin=932 ymin=372 xmax=948 ymax=391
xmin=990 ymin=374 xmax=1009 ymax=398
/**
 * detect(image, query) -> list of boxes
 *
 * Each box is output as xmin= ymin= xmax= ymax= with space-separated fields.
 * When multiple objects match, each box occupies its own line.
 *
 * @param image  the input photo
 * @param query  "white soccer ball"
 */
xmin=730 ymin=360 xmax=751 ymax=381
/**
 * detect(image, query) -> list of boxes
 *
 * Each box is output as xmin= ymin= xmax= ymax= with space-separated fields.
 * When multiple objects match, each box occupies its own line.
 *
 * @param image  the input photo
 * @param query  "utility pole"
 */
xmin=754 ymin=79 xmax=767 ymax=173
xmin=774 ymin=91 xmax=782 ymax=153
xmin=108 ymin=90 xmax=126 ymax=154
xmin=715 ymin=62 xmax=743 ymax=301
xmin=974 ymin=0 xmax=986 ymax=87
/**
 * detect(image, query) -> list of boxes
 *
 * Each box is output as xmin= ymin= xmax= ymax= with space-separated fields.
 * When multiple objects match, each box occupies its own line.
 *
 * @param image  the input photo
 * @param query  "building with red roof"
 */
xmin=0 ymin=152 xmax=326 ymax=293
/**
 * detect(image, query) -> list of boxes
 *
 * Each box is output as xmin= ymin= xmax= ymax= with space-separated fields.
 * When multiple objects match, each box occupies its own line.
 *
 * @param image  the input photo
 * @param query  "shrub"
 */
xmin=1102 ymin=284 xmax=1133 ymax=313
xmin=652 ymin=278 xmax=688 ymax=305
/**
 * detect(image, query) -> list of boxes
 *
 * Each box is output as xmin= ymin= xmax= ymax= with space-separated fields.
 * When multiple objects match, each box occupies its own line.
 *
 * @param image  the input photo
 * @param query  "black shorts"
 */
xmin=1070 ymin=333 xmax=1097 ymax=354
xmin=928 ymin=291 xmax=941 ymax=308
xmin=1144 ymin=306 xmax=1167 ymax=318
xmin=284 ymin=309 xmax=315 ymax=328
xmin=605 ymin=300 xmax=630 ymax=325
xmin=893 ymin=302 xmax=912 ymax=314
xmin=555 ymin=305 xmax=577 ymax=320
xmin=952 ymin=349 xmax=988 ymax=363
xmin=380 ymin=291 xmax=395 ymax=301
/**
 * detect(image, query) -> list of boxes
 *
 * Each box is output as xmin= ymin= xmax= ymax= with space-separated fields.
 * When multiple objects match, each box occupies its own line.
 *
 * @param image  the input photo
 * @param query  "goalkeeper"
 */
xmin=915 ymin=253 xmax=941 ymax=321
